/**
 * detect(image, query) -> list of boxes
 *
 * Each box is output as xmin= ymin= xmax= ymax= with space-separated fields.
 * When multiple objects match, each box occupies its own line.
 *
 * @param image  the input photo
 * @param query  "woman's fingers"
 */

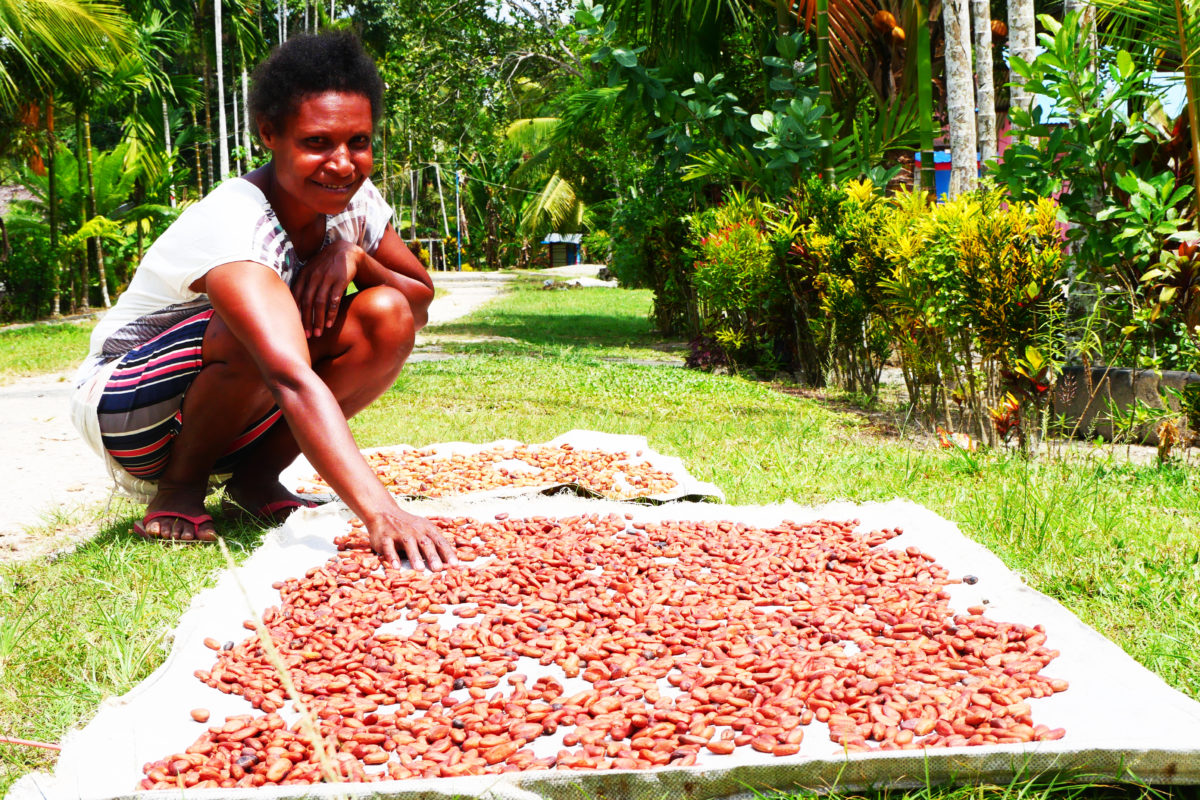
xmin=374 ymin=533 xmax=402 ymax=569
xmin=370 ymin=515 xmax=457 ymax=572
xmin=433 ymin=533 xmax=460 ymax=566
xmin=399 ymin=533 xmax=427 ymax=572
xmin=295 ymin=279 xmax=343 ymax=337
xmin=420 ymin=535 xmax=444 ymax=571
xmin=291 ymin=242 xmax=357 ymax=336
xmin=324 ymin=294 xmax=340 ymax=329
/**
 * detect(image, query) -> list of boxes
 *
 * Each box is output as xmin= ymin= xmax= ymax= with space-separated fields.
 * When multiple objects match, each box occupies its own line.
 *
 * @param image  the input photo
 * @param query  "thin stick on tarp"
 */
xmin=0 ymin=735 xmax=61 ymax=751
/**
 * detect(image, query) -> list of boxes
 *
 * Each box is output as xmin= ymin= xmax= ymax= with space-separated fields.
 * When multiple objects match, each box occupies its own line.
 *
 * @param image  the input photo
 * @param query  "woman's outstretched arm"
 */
xmin=199 ymin=260 xmax=458 ymax=570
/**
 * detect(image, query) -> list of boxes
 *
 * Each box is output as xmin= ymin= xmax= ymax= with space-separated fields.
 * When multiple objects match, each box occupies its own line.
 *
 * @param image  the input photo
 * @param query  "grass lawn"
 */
xmin=1 ymin=284 xmax=1197 ymax=798
xmin=0 ymin=320 xmax=96 ymax=384
xmin=427 ymin=276 xmax=683 ymax=363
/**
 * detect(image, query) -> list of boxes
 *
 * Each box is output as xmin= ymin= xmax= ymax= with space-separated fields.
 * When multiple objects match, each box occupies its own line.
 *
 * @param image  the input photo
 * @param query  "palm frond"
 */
xmin=520 ymin=172 xmax=579 ymax=236
xmin=0 ymin=0 xmax=131 ymax=106
xmin=601 ymin=0 xmax=755 ymax=69
xmin=681 ymin=142 xmax=782 ymax=194
xmin=794 ymin=0 xmax=878 ymax=85
xmin=505 ymin=117 xmax=562 ymax=152
xmin=1095 ymin=0 xmax=1200 ymax=66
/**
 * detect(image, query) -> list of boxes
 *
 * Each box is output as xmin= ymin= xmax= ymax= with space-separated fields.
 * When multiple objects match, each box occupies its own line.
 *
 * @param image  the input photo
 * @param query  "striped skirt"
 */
xmin=96 ymin=309 xmax=283 ymax=480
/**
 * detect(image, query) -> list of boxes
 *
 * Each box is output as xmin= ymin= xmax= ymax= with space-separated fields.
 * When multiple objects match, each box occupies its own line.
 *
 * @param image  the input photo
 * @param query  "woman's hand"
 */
xmin=367 ymin=508 xmax=461 ymax=571
xmin=292 ymin=240 xmax=362 ymax=337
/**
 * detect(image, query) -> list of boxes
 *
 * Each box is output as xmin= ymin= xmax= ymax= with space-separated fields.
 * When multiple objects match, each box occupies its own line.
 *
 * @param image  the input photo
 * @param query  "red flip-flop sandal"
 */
xmin=132 ymin=511 xmax=217 ymax=543
xmin=223 ymin=499 xmax=320 ymax=526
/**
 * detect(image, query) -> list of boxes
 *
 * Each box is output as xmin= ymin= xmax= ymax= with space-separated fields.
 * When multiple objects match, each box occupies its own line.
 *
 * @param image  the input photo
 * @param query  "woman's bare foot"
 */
xmin=223 ymin=476 xmax=318 ymax=524
xmin=139 ymin=485 xmax=218 ymax=542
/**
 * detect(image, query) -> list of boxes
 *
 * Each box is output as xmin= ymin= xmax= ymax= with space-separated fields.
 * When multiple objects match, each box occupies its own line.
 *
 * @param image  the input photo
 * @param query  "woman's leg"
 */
xmin=222 ymin=285 xmax=417 ymax=511
xmin=142 ymin=286 xmax=416 ymax=539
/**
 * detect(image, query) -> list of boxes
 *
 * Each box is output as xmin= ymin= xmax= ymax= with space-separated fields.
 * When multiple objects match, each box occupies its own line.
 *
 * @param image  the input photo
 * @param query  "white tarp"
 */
xmin=280 ymin=431 xmax=724 ymax=503
xmin=11 ymin=496 xmax=1200 ymax=800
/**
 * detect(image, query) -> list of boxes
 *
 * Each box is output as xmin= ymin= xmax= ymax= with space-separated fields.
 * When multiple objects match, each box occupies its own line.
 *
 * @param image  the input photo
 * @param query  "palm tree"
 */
xmin=1007 ymin=0 xmax=1036 ymax=115
xmin=944 ymin=0 xmax=978 ymax=195
xmin=816 ymin=0 xmax=835 ymax=182
xmin=215 ymin=0 xmax=230 ymax=180
xmin=0 ymin=0 xmax=130 ymax=110
xmin=972 ymin=0 xmax=997 ymax=165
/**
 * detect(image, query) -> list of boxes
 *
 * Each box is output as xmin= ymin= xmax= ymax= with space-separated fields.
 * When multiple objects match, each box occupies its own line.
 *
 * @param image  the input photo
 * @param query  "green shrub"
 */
xmin=609 ymin=167 xmax=698 ymax=335
xmin=0 ymin=227 xmax=57 ymax=322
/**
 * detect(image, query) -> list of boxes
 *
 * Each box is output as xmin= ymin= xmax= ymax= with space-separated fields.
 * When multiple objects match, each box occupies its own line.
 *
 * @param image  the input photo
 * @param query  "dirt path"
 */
xmin=0 ymin=270 xmax=517 ymax=561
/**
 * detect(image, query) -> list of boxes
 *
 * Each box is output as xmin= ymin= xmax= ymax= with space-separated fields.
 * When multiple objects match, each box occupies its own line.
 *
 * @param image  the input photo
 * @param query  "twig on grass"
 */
xmin=215 ymin=537 xmax=344 ymax=790
xmin=0 ymin=735 xmax=61 ymax=751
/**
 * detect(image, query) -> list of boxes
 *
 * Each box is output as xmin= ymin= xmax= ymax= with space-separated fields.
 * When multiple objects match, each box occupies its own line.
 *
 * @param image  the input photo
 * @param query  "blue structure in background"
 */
xmin=915 ymin=151 xmax=981 ymax=200
xmin=543 ymin=233 xmax=582 ymax=267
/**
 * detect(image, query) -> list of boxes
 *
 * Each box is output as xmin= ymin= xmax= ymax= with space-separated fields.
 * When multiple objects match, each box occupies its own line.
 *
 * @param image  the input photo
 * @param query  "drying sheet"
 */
xmin=279 ymin=431 xmax=724 ymax=504
xmin=11 ymin=496 xmax=1200 ymax=800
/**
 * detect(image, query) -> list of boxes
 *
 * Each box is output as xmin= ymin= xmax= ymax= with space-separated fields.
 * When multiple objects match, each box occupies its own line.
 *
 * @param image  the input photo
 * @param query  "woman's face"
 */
xmin=259 ymin=91 xmax=374 ymax=218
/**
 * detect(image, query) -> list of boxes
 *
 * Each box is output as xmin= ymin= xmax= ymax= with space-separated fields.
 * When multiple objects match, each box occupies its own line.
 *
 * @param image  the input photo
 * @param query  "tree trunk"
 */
xmin=915 ymin=0 xmax=936 ymax=194
xmin=162 ymin=96 xmax=176 ymax=207
xmin=242 ymin=68 xmax=252 ymax=165
xmin=75 ymin=108 xmax=87 ymax=311
xmin=409 ymin=145 xmax=418 ymax=238
xmin=485 ymin=191 xmax=499 ymax=271
xmin=1007 ymin=0 xmax=1036 ymax=116
xmin=192 ymin=106 xmax=205 ymax=198
xmin=231 ymin=74 xmax=241 ymax=174
xmin=971 ymin=0 xmax=997 ymax=166
xmin=944 ymin=0 xmax=978 ymax=196
xmin=47 ymin=92 xmax=61 ymax=317
xmin=135 ymin=181 xmax=145 ymax=264
xmin=816 ymin=0 xmax=834 ymax=183
xmin=381 ymin=120 xmax=390 ymax=209
xmin=435 ymin=162 xmax=450 ymax=238
xmin=83 ymin=108 xmax=111 ymax=308
xmin=199 ymin=4 xmax=215 ymax=194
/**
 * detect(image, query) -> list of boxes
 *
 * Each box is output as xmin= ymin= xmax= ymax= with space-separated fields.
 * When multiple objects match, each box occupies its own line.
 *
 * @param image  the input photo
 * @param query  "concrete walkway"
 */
xmin=0 ymin=271 xmax=517 ymax=545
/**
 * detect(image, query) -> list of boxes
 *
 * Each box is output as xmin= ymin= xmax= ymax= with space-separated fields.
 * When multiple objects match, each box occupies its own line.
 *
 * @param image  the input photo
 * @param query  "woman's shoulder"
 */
xmin=156 ymin=179 xmax=273 ymax=249
xmin=182 ymin=178 xmax=269 ymax=221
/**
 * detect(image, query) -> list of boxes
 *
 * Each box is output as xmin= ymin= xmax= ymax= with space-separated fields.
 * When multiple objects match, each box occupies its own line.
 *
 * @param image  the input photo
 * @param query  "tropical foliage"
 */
xmin=4 ymin=0 xmax=1200 ymax=447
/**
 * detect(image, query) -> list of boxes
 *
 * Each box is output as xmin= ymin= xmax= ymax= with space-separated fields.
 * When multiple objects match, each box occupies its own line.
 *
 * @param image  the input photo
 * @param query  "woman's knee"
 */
xmin=347 ymin=286 xmax=416 ymax=356
xmin=202 ymin=314 xmax=267 ymax=380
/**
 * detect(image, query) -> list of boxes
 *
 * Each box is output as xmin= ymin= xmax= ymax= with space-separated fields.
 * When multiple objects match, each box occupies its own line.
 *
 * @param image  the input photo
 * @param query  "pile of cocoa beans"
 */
xmin=300 ymin=444 xmax=679 ymax=499
xmin=140 ymin=514 xmax=1066 ymax=790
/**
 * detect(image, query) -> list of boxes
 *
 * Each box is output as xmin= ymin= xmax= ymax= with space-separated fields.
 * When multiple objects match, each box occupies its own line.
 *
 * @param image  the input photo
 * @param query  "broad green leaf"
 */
xmin=612 ymin=48 xmax=638 ymax=68
xmin=1116 ymin=50 xmax=1134 ymax=80
xmin=751 ymin=111 xmax=774 ymax=133
xmin=776 ymin=35 xmax=798 ymax=60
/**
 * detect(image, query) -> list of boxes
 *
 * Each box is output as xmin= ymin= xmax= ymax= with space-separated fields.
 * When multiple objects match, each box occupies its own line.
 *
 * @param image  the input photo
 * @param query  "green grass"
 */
xmin=428 ymin=279 xmax=683 ymax=362
xmin=2 ymin=285 xmax=1199 ymax=797
xmin=0 ymin=321 xmax=95 ymax=383
xmin=0 ymin=502 xmax=268 ymax=790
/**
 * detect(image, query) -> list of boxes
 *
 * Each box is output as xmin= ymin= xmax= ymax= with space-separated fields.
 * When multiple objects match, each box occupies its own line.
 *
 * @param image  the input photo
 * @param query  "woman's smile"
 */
xmin=259 ymin=90 xmax=375 ymax=226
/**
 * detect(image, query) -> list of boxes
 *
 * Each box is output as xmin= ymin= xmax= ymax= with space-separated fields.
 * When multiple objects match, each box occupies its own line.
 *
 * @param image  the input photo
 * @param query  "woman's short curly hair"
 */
xmin=249 ymin=31 xmax=384 ymax=135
